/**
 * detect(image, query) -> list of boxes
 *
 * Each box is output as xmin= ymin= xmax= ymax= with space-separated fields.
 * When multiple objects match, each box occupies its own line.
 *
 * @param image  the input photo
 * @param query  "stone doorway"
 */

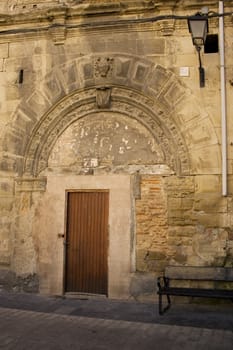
xmin=32 ymin=174 xmax=133 ymax=298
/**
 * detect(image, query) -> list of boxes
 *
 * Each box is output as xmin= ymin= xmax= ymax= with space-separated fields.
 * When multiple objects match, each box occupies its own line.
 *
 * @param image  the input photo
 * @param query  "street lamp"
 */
xmin=188 ymin=13 xmax=209 ymax=87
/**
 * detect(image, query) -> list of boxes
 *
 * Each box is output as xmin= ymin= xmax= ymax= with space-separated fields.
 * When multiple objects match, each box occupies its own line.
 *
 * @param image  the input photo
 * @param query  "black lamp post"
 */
xmin=188 ymin=13 xmax=209 ymax=87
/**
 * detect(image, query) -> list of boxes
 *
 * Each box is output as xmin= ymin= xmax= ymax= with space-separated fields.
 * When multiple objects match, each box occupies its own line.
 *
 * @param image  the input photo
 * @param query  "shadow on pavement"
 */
xmin=0 ymin=291 xmax=232 ymax=331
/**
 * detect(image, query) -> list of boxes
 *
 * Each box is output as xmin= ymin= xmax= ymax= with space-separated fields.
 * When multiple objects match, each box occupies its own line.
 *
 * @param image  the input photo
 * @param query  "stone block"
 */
xmin=194 ymin=194 xmax=227 ymax=213
xmin=115 ymin=57 xmax=131 ymax=78
xmin=0 ymin=156 xmax=20 ymax=174
xmin=0 ymin=221 xmax=11 ymax=234
xmin=195 ymin=175 xmax=222 ymax=193
xmin=0 ymin=114 xmax=10 ymax=130
xmin=184 ymin=118 xmax=218 ymax=148
xmin=226 ymin=175 xmax=233 ymax=196
xmin=190 ymin=145 xmax=221 ymax=174
xmin=0 ymin=70 xmax=14 ymax=85
xmin=181 ymin=198 xmax=194 ymax=210
xmin=106 ymin=36 xmax=137 ymax=53
xmin=192 ymin=212 xmax=228 ymax=228
xmin=148 ymin=64 xmax=172 ymax=96
xmin=15 ymin=273 xmax=39 ymax=293
xmin=0 ymin=255 xmax=11 ymax=267
xmin=175 ymin=53 xmax=201 ymax=68
xmin=130 ymin=272 xmax=155 ymax=297
xmin=147 ymin=250 xmax=166 ymax=260
xmin=4 ymin=57 xmax=24 ymax=73
xmin=160 ymin=80 xmax=185 ymax=108
xmin=0 ymin=178 xmax=14 ymax=196
xmin=43 ymin=74 xmax=65 ymax=103
xmin=6 ymin=86 xmax=20 ymax=100
xmin=167 ymin=236 xmax=182 ymax=245
xmin=26 ymin=90 xmax=51 ymax=117
xmin=9 ymin=42 xmax=34 ymax=58
xmin=0 ymin=197 xmax=14 ymax=211
xmin=136 ymin=38 xmax=165 ymax=55
xmin=165 ymin=175 xmax=195 ymax=194
xmin=136 ymin=249 xmax=148 ymax=271
xmin=172 ymin=252 xmax=188 ymax=264
xmin=0 ymin=270 xmax=15 ymax=290
xmin=168 ymin=212 xmax=195 ymax=226
xmin=168 ymin=226 xmax=195 ymax=238
xmin=168 ymin=197 xmax=182 ymax=209
xmin=0 ymin=270 xmax=39 ymax=293
xmin=60 ymin=62 xmax=80 ymax=91
xmin=0 ymin=43 xmax=8 ymax=59
xmin=132 ymin=63 xmax=151 ymax=84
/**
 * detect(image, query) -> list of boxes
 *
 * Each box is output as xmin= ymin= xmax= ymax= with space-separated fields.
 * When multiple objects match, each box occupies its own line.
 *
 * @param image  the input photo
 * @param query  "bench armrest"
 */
xmin=157 ymin=276 xmax=169 ymax=290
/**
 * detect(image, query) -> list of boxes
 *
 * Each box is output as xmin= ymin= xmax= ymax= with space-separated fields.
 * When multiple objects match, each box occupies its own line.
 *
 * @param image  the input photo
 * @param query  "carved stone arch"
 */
xmin=1 ymin=53 xmax=220 ymax=177
xmin=23 ymin=86 xmax=189 ymax=176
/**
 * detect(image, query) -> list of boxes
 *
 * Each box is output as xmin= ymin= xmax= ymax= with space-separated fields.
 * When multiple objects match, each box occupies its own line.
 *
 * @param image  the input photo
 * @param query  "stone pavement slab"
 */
xmin=0 ymin=307 xmax=233 ymax=350
xmin=0 ymin=292 xmax=233 ymax=349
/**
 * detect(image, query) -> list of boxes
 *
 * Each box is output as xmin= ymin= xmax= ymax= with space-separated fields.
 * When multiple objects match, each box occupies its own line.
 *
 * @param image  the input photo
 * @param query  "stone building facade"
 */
xmin=0 ymin=0 xmax=233 ymax=299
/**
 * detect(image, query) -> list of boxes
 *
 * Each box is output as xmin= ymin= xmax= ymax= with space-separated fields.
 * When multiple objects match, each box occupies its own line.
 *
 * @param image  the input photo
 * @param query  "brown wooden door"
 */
xmin=65 ymin=191 xmax=109 ymax=295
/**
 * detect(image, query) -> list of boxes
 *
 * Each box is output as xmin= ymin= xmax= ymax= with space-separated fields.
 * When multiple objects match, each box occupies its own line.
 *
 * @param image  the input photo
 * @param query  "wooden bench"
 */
xmin=157 ymin=266 xmax=233 ymax=315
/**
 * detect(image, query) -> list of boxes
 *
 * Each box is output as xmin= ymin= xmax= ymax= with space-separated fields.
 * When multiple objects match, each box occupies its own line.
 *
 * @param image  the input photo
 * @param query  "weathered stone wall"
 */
xmin=165 ymin=175 xmax=232 ymax=267
xmin=136 ymin=174 xmax=233 ymax=272
xmin=0 ymin=0 xmax=233 ymax=297
xmin=136 ymin=176 xmax=168 ymax=274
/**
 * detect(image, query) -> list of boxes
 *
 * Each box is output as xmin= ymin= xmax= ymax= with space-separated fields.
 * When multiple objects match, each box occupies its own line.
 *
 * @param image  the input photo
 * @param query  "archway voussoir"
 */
xmin=114 ymin=56 xmax=132 ymax=82
xmin=43 ymin=71 xmax=67 ymax=105
xmin=3 ymin=127 xmax=29 ymax=156
xmin=78 ymin=57 xmax=95 ymax=88
xmin=146 ymin=64 xmax=173 ymax=97
xmin=24 ymin=90 xmax=52 ymax=120
xmin=130 ymin=61 xmax=153 ymax=90
xmin=162 ymin=80 xmax=186 ymax=108
xmin=59 ymin=61 xmax=82 ymax=93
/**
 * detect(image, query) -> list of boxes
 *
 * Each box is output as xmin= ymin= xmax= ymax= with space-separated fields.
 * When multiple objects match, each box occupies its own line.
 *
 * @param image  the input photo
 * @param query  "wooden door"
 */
xmin=65 ymin=191 xmax=109 ymax=295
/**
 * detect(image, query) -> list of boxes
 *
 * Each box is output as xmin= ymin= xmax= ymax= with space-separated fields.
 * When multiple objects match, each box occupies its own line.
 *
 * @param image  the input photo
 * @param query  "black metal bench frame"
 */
xmin=157 ymin=266 xmax=233 ymax=315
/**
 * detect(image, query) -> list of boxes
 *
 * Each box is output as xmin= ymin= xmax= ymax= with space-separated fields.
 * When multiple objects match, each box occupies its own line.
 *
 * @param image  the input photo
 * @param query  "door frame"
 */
xmin=34 ymin=174 xmax=134 ymax=297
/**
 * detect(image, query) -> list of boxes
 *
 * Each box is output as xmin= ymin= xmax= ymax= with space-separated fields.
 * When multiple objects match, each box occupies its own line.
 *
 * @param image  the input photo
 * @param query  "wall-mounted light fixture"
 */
xmin=188 ymin=12 xmax=209 ymax=87
xmin=19 ymin=69 xmax=24 ymax=84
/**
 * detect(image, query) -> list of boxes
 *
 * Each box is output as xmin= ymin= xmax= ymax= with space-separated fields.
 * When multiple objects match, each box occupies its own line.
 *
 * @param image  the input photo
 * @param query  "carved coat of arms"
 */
xmin=94 ymin=57 xmax=114 ymax=78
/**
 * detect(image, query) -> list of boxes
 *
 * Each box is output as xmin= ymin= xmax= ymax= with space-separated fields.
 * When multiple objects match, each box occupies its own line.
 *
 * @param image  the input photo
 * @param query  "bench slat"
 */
xmin=158 ymin=287 xmax=233 ymax=298
xmin=165 ymin=266 xmax=233 ymax=281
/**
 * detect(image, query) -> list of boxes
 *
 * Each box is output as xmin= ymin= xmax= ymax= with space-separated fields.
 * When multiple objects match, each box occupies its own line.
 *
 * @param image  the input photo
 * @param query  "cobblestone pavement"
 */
xmin=0 ymin=292 xmax=233 ymax=349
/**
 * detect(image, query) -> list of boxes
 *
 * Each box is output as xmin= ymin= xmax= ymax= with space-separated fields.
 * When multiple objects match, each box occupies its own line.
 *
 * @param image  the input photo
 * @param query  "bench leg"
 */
xmin=166 ymin=294 xmax=171 ymax=312
xmin=159 ymin=294 xmax=163 ymax=315
xmin=159 ymin=294 xmax=171 ymax=315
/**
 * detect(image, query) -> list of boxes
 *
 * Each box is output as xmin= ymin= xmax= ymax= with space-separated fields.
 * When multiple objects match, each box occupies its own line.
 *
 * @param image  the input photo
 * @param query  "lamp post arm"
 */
xmin=195 ymin=46 xmax=205 ymax=87
xmin=196 ymin=46 xmax=202 ymax=68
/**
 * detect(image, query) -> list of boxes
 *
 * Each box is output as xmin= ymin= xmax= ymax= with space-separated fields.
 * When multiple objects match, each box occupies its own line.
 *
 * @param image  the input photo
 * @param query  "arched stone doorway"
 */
xmin=32 ymin=108 xmax=175 ymax=297
xmin=1 ymin=54 xmax=221 ymax=296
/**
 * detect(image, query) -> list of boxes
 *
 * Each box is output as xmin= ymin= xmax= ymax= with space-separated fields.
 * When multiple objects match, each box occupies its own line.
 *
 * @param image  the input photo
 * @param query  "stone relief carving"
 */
xmin=15 ymin=177 xmax=47 ymax=192
xmin=22 ymin=86 xmax=189 ymax=176
xmin=94 ymin=57 xmax=114 ymax=78
xmin=48 ymin=112 xmax=165 ymax=171
xmin=96 ymin=87 xmax=112 ymax=109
